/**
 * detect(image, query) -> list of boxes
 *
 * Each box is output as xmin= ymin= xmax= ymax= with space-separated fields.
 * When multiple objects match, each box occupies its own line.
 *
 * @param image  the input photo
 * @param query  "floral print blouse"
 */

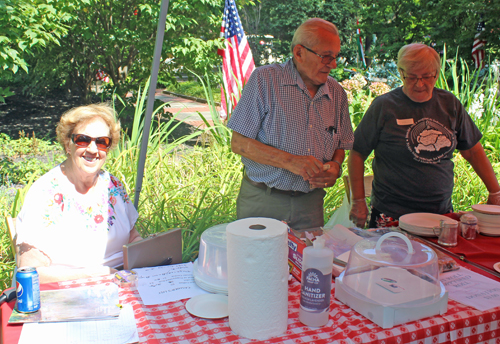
xmin=16 ymin=165 xmax=139 ymax=268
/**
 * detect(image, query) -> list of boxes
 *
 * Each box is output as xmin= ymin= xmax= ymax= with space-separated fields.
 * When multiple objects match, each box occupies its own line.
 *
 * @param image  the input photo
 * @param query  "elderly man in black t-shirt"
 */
xmin=348 ymin=43 xmax=500 ymax=228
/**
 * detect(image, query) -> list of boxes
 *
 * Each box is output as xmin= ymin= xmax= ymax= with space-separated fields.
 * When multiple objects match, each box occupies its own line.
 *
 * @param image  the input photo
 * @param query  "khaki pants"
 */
xmin=236 ymin=176 xmax=326 ymax=230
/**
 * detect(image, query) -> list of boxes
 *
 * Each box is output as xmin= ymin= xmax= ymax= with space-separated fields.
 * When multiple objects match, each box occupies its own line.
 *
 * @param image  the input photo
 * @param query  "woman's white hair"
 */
xmin=397 ymin=43 xmax=441 ymax=74
xmin=291 ymin=18 xmax=339 ymax=53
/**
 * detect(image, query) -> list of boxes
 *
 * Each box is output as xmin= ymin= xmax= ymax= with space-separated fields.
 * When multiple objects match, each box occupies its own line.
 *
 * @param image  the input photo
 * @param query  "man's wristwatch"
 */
xmin=332 ymin=160 xmax=343 ymax=178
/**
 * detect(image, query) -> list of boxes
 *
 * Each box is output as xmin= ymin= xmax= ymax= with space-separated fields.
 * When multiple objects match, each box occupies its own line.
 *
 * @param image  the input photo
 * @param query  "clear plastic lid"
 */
xmin=342 ymin=232 xmax=441 ymax=307
xmin=195 ymin=223 xmax=229 ymax=288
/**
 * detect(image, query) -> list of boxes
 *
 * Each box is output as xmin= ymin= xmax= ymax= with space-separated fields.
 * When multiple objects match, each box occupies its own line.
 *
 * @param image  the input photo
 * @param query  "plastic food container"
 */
xmin=335 ymin=232 xmax=448 ymax=328
xmin=193 ymin=223 xmax=228 ymax=294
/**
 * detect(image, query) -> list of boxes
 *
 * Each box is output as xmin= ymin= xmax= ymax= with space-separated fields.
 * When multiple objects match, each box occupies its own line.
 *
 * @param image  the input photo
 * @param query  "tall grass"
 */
xmin=437 ymin=46 xmax=500 ymax=150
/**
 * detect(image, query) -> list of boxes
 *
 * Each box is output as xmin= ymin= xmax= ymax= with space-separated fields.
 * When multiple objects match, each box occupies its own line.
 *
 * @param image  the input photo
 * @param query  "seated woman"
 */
xmin=15 ymin=104 xmax=142 ymax=283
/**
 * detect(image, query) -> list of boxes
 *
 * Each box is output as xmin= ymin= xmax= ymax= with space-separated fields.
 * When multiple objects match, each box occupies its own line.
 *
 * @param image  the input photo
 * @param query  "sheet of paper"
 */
xmin=18 ymin=304 xmax=139 ymax=344
xmin=440 ymin=267 xmax=500 ymax=311
xmin=134 ymin=262 xmax=208 ymax=305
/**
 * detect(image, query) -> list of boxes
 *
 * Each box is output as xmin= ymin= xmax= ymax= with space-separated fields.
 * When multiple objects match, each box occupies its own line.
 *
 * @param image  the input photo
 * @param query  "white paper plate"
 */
xmin=473 ymin=211 xmax=500 ymax=225
xmin=472 ymin=204 xmax=500 ymax=215
xmin=478 ymin=222 xmax=500 ymax=228
xmin=185 ymin=294 xmax=228 ymax=319
xmin=193 ymin=275 xmax=228 ymax=295
xmin=399 ymin=213 xmax=458 ymax=228
xmin=479 ymin=227 xmax=500 ymax=234
xmin=399 ymin=213 xmax=457 ymax=237
xmin=399 ymin=226 xmax=436 ymax=237
xmin=478 ymin=226 xmax=500 ymax=236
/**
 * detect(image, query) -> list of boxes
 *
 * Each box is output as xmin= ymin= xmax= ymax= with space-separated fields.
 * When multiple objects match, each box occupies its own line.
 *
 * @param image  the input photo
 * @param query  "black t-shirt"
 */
xmin=353 ymin=87 xmax=482 ymax=219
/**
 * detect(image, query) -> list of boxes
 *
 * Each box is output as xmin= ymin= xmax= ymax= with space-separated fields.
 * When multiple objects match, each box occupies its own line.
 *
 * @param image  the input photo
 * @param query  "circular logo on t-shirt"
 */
xmin=406 ymin=118 xmax=455 ymax=164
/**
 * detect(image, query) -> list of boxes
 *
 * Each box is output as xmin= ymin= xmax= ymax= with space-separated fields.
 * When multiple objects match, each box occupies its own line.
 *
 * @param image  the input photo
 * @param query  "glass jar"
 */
xmin=460 ymin=213 xmax=478 ymax=240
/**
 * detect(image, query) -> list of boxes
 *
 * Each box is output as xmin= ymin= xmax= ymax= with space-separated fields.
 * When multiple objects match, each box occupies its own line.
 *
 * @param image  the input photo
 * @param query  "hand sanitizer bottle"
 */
xmin=299 ymin=235 xmax=333 ymax=327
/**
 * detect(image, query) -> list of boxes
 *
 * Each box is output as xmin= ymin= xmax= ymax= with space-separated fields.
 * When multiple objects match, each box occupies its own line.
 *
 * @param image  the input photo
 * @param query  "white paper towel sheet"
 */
xmin=226 ymin=217 xmax=288 ymax=340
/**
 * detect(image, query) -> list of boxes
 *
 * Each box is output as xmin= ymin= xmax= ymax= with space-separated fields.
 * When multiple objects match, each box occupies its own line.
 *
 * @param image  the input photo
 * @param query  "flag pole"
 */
xmin=134 ymin=0 xmax=170 ymax=209
xmin=356 ymin=19 xmax=367 ymax=69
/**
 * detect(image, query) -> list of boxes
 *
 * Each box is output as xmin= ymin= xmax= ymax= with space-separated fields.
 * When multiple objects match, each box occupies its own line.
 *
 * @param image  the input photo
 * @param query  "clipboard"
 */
xmin=123 ymin=228 xmax=183 ymax=270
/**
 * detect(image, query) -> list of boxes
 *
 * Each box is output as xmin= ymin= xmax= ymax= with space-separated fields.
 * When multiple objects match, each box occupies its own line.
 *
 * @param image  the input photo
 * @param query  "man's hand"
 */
xmin=308 ymin=162 xmax=341 ymax=188
xmin=286 ymin=155 xmax=324 ymax=181
xmin=349 ymin=198 xmax=368 ymax=228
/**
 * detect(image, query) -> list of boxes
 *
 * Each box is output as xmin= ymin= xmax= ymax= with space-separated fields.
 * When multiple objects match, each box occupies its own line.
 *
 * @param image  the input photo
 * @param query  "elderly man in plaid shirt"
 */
xmin=228 ymin=18 xmax=354 ymax=230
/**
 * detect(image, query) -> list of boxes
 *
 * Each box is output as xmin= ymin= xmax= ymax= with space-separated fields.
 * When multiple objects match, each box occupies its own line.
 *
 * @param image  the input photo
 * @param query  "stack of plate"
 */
xmin=192 ymin=223 xmax=228 ymax=295
xmin=193 ymin=259 xmax=228 ymax=294
xmin=399 ymin=213 xmax=458 ymax=237
xmin=472 ymin=204 xmax=500 ymax=236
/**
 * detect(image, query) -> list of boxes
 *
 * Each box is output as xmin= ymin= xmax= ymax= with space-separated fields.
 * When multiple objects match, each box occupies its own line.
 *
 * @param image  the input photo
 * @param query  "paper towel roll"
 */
xmin=226 ymin=217 xmax=288 ymax=340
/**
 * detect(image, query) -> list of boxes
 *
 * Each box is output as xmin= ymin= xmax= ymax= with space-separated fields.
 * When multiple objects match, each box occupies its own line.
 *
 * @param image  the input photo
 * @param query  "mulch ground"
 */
xmin=0 ymin=93 xmax=81 ymax=141
xmin=0 ymin=92 xmax=199 ymax=144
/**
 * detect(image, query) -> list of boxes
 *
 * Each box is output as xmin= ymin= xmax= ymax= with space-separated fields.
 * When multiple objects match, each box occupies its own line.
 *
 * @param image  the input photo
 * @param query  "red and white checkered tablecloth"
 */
xmin=57 ymin=276 xmax=500 ymax=344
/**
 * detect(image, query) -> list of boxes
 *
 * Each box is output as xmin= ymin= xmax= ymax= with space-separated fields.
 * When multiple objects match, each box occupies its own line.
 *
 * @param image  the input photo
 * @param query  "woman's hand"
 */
xmin=488 ymin=190 xmax=500 ymax=205
xmin=349 ymin=198 xmax=369 ymax=228
xmin=128 ymin=227 xmax=142 ymax=243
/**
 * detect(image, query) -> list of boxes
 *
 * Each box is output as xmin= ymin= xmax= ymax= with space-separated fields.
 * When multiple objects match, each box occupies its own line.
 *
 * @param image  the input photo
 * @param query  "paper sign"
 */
xmin=134 ymin=262 xmax=208 ymax=305
xmin=440 ymin=267 xmax=500 ymax=311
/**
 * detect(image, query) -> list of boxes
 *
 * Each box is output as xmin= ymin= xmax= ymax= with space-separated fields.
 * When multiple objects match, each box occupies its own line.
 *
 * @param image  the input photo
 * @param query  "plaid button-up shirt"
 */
xmin=228 ymin=59 xmax=354 ymax=193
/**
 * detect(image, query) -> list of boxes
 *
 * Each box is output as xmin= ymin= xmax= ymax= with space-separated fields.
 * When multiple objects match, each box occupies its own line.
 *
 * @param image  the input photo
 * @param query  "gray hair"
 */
xmin=397 ymin=43 xmax=441 ymax=74
xmin=291 ymin=18 xmax=339 ymax=53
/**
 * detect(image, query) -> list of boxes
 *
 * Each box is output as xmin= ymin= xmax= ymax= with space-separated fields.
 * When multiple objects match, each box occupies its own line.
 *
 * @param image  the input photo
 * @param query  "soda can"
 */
xmin=16 ymin=267 xmax=41 ymax=313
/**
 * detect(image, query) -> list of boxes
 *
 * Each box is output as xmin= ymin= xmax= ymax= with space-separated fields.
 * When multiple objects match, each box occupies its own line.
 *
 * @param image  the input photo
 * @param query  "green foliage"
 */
xmin=164 ymin=80 xmax=222 ymax=103
xmin=130 ymin=143 xmax=241 ymax=262
xmin=11 ymin=0 xmax=224 ymax=101
xmin=453 ymin=152 xmax=499 ymax=209
xmin=0 ymin=132 xmax=64 ymax=185
xmin=241 ymin=0 xmax=359 ymax=67
xmin=435 ymin=47 xmax=500 ymax=150
xmin=0 ymin=86 xmax=14 ymax=103
xmin=358 ymin=0 xmax=500 ymax=65
xmin=329 ymin=65 xmax=353 ymax=83
xmin=0 ymin=0 xmax=69 ymax=75
xmin=189 ymin=70 xmax=231 ymax=145
xmin=340 ymin=74 xmax=392 ymax=127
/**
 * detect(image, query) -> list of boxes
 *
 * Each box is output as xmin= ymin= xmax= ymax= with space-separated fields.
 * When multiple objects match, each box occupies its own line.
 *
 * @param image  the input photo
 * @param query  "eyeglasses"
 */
xmin=71 ymin=134 xmax=112 ymax=151
xmin=401 ymin=71 xmax=437 ymax=83
xmin=300 ymin=44 xmax=340 ymax=65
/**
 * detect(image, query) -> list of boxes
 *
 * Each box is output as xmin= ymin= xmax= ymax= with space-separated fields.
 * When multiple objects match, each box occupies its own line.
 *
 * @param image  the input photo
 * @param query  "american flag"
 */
xmin=217 ymin=0 xmax=255 ymax=120
xmin=472 ymin=21 xmax=486 ymax=70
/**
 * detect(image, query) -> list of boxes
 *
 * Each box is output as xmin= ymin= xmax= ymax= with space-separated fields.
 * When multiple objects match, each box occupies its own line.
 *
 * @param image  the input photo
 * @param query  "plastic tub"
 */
xmin=335 ymin=232 xmax=448 ymax=328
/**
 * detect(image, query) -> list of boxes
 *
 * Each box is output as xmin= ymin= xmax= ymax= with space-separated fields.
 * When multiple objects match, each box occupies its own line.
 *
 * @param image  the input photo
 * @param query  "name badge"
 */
xmin=397 ymin=118 xmax=414 ymax=126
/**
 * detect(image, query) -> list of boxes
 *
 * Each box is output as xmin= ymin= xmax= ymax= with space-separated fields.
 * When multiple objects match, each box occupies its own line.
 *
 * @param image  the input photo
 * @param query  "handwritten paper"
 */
xmin=440 ymin=267 xmax=500 ymax=311
xmin=134 ymin=262 xmax=208 ymax=305
xmin=18 ymin=304 xmax=138 ymax=344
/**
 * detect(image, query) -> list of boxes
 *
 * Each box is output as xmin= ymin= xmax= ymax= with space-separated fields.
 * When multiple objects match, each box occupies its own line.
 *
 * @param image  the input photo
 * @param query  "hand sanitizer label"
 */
xmin=300 ymin=268 xmax=331 ymax=311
